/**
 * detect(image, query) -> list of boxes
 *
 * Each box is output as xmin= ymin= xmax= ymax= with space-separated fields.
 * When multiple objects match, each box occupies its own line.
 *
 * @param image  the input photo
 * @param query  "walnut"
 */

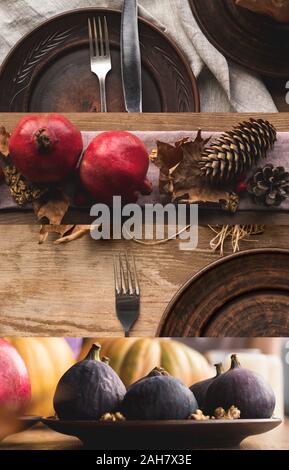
xmin=189 ymin=409 xmax=210 ymax=421
xmin=214 ymin=406 xmax=241 ymax=420
xmin=226 ymin=406 xmax=241 ymax=420
xmin=100 ymin=412 xmax=125 ymax=422
xmin=214 ymin=407 xmax=226 ymax=419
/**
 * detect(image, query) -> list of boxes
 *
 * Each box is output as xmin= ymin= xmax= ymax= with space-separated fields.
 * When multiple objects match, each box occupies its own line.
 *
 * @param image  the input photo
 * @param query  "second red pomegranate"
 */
xmin=80 ymin=131 xmax=152 ymax=203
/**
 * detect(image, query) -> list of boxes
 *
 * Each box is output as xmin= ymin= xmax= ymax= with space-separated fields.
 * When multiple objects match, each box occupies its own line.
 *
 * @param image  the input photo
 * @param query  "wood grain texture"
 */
xmin=158 ymin=249 xmax=289 ymax=337
xmin=0 ymin=225 xmax=289 ymax=337
xmin=1 ymin=420 xmax=288 ymax=450
xmin=1 ymin=112 xmax=289 ymax=132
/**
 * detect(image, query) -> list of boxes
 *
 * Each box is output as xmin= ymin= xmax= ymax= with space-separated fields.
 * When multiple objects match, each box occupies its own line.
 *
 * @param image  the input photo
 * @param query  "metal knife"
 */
xmin=121 ymin=0 xmax=142 ymax=113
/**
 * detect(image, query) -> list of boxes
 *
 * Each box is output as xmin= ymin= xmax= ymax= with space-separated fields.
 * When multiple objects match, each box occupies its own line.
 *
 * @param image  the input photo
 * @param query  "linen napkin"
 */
xmin=0 ymin=0 xmax=277 ymax=112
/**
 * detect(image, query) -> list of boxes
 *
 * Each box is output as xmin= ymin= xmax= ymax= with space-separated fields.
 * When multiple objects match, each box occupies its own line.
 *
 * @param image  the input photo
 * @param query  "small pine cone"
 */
xmin=220 ymin=192 xmax=239 ymax=213
xmin=4 ymin=165 xmax=48 ymax=206
xmin=247 ymin=164 xmax=289 ymax=207
xmin=200 ymin=119 xmax=277 ymax=185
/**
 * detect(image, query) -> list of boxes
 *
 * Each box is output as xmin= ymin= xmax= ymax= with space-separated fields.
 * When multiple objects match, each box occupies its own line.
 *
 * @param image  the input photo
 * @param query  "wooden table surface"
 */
xmin=0 ymin=224 xmax=289 ymax=337
xmin=1 ymin=420 xmax=288 ymax=450
xmin=1 ymin=113 xmax=289 ymax=225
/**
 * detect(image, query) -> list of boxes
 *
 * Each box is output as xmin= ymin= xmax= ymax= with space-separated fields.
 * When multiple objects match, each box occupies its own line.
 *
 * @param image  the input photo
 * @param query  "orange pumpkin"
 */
xmin=7 ymin=338 xmax=75 ymax=416
xmin=79 ymin=338 xmax=211 ymax=387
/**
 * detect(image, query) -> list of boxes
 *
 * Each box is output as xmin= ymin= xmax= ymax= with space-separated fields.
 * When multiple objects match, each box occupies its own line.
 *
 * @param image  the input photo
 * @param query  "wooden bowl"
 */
xmin=190 ymin=0 xmax=289 ymax=77
xmin=42 ymin=416 xmax=282 ymax=450
xmin=157 ymin=249 xmax=289 ymax=337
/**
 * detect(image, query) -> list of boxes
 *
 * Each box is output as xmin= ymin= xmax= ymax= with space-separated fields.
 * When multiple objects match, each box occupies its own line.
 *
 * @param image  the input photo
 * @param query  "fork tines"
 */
xmin=88 ymin=16 xmax=110 ymax=58
xmin=113 ymin=252 xmax=140 ymax=296
xmin=113 ymin=252 xmax=140 ymax=337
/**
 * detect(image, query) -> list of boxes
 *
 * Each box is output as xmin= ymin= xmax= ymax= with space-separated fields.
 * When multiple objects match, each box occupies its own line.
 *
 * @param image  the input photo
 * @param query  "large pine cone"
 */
xmin=200 ymin=119 xmax=277 ymax=185
xmin=247 ymin=164 xmax=289 ymax=206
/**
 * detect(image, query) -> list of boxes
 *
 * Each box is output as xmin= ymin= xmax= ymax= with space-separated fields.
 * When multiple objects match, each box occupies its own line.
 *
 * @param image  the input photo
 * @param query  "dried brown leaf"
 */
xmin=152 ymin=131 xmax=238 ymax=211
xmin=0 ymin=126 xmax=10 ymax=157
xmin=173 ymin=187 xmax=232 ymax=205
xmin=38 ymin=225 xmax=90 ymax=244
xmin=38 ymin=225 xmax=74 ymax=244
xmin=151 ymin=138 xmax=189 ymax=170
xmin=172 ymin=130 xmax=211 ymax=190
xmin=54 ymin=225 xmax=90 ymax=245
xmin=33 ymin=189 xmax=70 ymax=225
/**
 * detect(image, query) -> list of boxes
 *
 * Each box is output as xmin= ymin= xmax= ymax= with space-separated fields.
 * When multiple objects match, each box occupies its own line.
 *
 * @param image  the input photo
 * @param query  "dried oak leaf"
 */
xmin=0 ymin=126 xmax=10 ymax=158
xmin=39 ymin=224 xmax=90 ymax=245
xmin=150 ymin=138 xmax=189 ymax=170
xmin=54 ymin=225 xmax=91 ymax=245
xmin=38 ymin=225 xmax=74 ymax=244
xmin=153 ymin=131 xmax=237 ymax=211
xmin=33 ymin=189 xmax=70 ymax=225
xmin=151 ymin=138 xmax=189 ymax=195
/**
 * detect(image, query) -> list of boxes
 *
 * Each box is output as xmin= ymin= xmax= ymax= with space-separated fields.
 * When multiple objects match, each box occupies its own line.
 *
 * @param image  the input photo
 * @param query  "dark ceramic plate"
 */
xmin=157 ymin=249 xmax=289 ymax=337
xmin=42 ymin=416 xmax=281 ymax=450
xmin=0 ymin=8 xmax=199 ymax=113
xmin=190 ymin=0 xmax=289 ymax=77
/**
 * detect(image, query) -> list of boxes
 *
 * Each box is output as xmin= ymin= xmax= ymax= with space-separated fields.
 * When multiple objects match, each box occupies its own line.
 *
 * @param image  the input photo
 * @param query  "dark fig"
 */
xmin=205 ymin=354 xmax=276 ymax=419
xmin=190 ymin=363 xmax=223 ymax=411
xmin=121 ymin=368 xmax=198 ymax=420
xmin=54 ymin=343 xmax=126 ymax=420
xmin=127 ymin=367 xmax=170 ymax=390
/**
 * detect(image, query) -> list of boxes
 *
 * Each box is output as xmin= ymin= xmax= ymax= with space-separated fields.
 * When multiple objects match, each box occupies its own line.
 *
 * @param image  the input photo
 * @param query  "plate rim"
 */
xmin=189 ymin=0 xmax=289 ymax=78
xmin=20 ymin=415 xmax=42 ymax=421
xmin=0 ymin=7 xmax=200 ymax=112
xmin=42 ymin=416 xmax=282 ymax=427
xmin=156 ymin=248 xmax=289 ymax=336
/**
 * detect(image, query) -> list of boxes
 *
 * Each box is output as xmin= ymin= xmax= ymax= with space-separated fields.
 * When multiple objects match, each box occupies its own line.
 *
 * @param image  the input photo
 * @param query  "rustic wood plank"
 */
xmin=1 ymin=421 xmax=288 ymax=450
xmin=1 ymin=112 xmax=289 ymax=131
xmin=0 ymin=224 xmax=288 ymax=337
xmin=0 ymin=211 xmax=289 ymax=225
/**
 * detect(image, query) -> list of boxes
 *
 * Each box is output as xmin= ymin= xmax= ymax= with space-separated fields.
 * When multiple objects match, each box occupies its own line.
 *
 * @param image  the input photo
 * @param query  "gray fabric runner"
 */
xmin=0 ymin=130 xmax=288 ymax=211
xmin=0 ymin=0 xmax=277 ymax=112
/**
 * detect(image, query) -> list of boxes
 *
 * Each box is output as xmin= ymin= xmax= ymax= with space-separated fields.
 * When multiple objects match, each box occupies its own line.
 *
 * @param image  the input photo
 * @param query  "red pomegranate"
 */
xmin=9 ymin=114 xmax=83 ymax=183
xmin=79 ymin=131 xmax=152 ymax=203
xmin=0 ymin=339 xmax=31 ymax=413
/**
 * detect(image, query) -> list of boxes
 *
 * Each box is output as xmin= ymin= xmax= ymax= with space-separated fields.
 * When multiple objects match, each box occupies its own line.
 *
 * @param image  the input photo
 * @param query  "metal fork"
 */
xmin=88 ymin=17 xmax=111 ymax=112
xmin=113 ymin=252 xmax=140 ymax=337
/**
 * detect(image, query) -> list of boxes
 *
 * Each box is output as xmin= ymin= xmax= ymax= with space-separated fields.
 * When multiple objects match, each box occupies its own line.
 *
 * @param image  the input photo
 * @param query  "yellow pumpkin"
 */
xmin=79 ymin=338 xmax=211 ymax=387
xmin=7 ymin=338 xmax=75 ymax=416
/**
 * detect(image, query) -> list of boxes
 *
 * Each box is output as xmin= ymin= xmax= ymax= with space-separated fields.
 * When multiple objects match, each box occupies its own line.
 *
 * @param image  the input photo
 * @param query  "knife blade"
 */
xmin=121 ymin=0 xmax=142 ymax=113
